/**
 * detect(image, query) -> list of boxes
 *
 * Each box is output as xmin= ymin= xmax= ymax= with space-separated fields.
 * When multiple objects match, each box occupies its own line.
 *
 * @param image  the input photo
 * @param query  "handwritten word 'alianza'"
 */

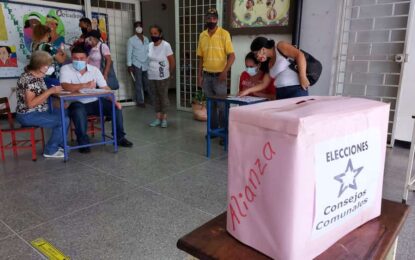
xmin=229 ymin=142 xmax=276 ymax=231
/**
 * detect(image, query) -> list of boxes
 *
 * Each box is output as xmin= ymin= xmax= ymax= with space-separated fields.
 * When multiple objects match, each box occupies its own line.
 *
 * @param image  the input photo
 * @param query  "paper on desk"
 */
xmin=79 ymin=88 xmax=110 ymax=94
xmin=227 ymin=96 xmax=267 ymax=103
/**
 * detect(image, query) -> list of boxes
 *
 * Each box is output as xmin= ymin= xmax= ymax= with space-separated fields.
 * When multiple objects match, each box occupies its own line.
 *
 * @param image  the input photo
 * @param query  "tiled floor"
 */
xmin=0 ymin=101 xmax=414 ymax=259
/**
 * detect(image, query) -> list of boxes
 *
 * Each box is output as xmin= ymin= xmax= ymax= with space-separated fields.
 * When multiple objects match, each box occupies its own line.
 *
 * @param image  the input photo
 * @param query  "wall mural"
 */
xmin=0 ymin=1 xmax=108 ymax=78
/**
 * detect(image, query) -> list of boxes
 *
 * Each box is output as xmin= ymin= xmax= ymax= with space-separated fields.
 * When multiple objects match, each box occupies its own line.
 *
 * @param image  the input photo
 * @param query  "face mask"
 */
xmin=151 ymin=36 xmax=161 ymax=43
xmin=45 ymin=66 xmax=55 ymax=76
xmin=81 ymin=28 xmax=88 ymax=34
xmin=206 ymin=22 xmax=217 ymax=30
xmin=246 ymin=67 xmax=258 ymax=76
xmin=72 ymin=60 xmax=87 ymax=71
xmin=136 ymin=26 xmax=143 ymax=34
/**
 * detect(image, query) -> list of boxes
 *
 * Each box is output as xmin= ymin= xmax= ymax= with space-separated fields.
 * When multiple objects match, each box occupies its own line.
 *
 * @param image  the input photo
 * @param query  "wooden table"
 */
xmin=177 ymin=199 xmax=409 ymax=260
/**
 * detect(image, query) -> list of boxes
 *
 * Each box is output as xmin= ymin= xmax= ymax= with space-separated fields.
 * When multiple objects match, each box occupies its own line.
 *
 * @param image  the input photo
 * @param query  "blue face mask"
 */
xmin=246 ymin=67 xmax=258 ymax=76
xmin=72 ymin=60 xmax=87 ymax=71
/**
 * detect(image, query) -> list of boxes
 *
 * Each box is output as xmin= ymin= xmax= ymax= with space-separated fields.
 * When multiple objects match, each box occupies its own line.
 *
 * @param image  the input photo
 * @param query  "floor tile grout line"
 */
xmin=140 ymin=186 xmax=216 ymax=218
xmin=70 ymin=142 xmax=225 ymax=188
xmin=75 ymin=159 xmax=139 ymax=186
xmin=14 ymin=185 xmax=140 ymax=236
xmin=0 ymin=219 xmax=47 ymax=259
xmin=142 ymin=156 xmax=227 ymax=188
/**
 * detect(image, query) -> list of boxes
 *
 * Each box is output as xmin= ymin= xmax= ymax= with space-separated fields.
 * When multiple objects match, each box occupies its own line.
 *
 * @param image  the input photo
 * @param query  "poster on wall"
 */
xmin=226 ymin=0 xmax=296 ymax=35
xmin=0 ymin=1 xmax=109 ymax=78
xmin=91 ymin=13 xmax=109 ymax=45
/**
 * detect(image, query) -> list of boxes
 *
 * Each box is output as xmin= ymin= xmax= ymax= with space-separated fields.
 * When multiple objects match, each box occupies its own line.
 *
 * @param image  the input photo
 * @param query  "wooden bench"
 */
xmin=177 ymin=199 xmax=409 ymax=260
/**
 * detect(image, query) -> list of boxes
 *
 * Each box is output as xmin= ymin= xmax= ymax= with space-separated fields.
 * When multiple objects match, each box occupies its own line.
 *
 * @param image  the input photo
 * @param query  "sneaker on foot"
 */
xmin=43 ymin=150 xmax=64 ymax=158
xmin=149 ymin=119 xmax=161 ymax=127
xmin=160 ymin=120 xmax=168 ymax=128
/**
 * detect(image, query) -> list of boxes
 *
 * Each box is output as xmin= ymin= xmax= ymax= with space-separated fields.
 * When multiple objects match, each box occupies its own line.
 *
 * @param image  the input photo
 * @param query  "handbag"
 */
xmin=100 ymin=43 xmax=119 ymax=90
xmin=277 ymin=47 xmax=322 ymax=86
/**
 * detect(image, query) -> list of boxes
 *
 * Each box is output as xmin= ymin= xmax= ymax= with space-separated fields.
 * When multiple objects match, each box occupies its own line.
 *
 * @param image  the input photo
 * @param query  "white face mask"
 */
xmin=45 ymin=66 xmax=55 ymax=76
xmin=136 ymin=26 xmax=143 ymax=34
xmin=246 ymin=66 xmax=258 ymax=76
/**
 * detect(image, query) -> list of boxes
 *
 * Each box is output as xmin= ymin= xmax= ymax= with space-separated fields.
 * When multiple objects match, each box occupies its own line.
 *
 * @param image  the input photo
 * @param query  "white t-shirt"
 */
xmin=269 ymin=48 xmax=300 ymax=88
xmin=148 ymin=40 xmax=173 ymax=80
xmin=60 ymin=64 xmax=108 ymax=104
xmin=88 ymin=42 xmax=111 ymax=70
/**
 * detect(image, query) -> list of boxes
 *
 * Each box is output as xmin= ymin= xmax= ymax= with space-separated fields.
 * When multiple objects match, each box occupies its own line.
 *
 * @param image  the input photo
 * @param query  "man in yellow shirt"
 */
xmin=197 ymin=8 xmax=235 ymax=137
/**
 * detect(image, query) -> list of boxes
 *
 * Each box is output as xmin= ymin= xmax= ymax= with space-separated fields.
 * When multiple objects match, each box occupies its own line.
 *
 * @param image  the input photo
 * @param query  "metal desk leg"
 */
xmin=98 ymin=98 xmax=105 ymax=142
xmin=206 ymin=98 xmax=211 ymax=158
xmin=111 ymin=94 xmax=118 ymax=153
xmin=403 ymin=118 xmax=415 ymax=203
xmin=59 ymin=98 xmax=68 ymax=162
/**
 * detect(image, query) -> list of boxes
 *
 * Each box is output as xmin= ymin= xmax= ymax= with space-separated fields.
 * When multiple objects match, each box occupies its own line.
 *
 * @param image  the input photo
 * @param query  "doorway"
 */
xmin=334 ymin=0 xmax=411 ymax=144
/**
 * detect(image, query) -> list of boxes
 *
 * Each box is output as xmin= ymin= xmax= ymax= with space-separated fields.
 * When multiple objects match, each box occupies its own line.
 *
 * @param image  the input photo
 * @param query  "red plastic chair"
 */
xmin=70 ymin=115 xmax=101 ymax=141
xmin=0 ymin=97 xmax=45 ymax=161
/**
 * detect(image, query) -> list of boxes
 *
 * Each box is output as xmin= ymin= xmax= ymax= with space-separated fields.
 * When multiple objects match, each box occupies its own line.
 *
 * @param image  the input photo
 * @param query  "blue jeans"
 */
xmin=276 ymin=85 xmax=309 ymax=100
xmin=16 ymin=111 xmax=69 ymax=155
xmin=68 ymin=99 xmax=126 ymax=146
xmin=133 ymin=66 xmax=151 ymax=105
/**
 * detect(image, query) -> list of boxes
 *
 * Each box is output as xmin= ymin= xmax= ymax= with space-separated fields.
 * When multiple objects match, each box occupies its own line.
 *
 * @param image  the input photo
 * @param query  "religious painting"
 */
xmin=227 ymin=0 xmax=296 ymax=35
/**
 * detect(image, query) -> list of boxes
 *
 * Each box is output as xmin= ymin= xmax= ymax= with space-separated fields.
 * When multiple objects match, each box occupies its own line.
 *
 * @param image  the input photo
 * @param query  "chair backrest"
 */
xmin=0 ymin=97 xmax=14 ymax=129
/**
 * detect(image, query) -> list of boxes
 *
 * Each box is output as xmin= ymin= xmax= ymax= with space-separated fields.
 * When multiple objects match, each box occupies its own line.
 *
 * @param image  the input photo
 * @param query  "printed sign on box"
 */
xmin=313 ymin=128 xmax=381 ymax=238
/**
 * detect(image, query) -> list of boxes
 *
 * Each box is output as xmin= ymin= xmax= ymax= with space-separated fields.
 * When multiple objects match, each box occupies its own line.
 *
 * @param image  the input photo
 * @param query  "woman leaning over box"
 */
xmin=239 ymin=37 xmax=310 ymax=100
xmin=147 ymin=25 xmax=175 ymax=128
xmin=15 ymin=51 xmax=69 ymax=158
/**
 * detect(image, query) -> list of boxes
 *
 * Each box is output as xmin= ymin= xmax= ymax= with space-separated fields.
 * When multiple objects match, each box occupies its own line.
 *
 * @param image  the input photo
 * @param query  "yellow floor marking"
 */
xmin=31 ymin=238 xmax=70 ymax=260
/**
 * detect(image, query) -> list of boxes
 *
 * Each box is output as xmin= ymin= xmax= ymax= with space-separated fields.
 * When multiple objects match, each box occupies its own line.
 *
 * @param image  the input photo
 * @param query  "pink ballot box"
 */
xmin=227 ymin=96 xmax=390 ymax=260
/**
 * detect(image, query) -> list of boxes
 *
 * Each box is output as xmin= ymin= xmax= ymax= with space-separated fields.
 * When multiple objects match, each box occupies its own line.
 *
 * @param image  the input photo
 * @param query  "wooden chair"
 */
xmin=0 ymin=97 xmax=45 ymax=161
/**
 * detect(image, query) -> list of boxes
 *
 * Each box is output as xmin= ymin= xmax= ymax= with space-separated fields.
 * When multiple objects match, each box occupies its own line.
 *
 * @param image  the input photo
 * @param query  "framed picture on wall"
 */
xmin=226 ymin=0 xmax=297 ymax=35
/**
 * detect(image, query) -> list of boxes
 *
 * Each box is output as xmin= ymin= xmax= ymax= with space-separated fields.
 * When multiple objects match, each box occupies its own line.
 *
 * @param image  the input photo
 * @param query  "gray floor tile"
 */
xmin=147 ymin=162 xmax=227 ymax=216
xmin=0 ymin=163 xmax=135 ymax=232
xmin=20 ymin=188 xmax=211 ymax=260
xmin=2 ymin=100 xmax=415 ymax=259
xmin=0 ymin=221 xmax=12 ymax=241
xmin=0 ymin=236 xmax=42 ymax=260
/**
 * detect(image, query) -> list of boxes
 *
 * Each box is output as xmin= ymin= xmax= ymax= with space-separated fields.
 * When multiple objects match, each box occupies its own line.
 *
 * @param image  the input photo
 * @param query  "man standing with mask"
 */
xmin=197 ymin=8 xmax=235 ymax=142
xmin=127 ymin=21 xmax=151 ymax=107
xmin=74 ymin=17 xmax=99 ymax=46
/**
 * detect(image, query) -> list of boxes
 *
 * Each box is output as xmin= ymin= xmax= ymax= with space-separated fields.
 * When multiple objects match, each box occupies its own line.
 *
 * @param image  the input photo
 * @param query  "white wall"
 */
xmin=300 ymin=0 xmax=341 ymax=96
xmin=0 ymin=79 xmax=18 ymax=109
xmin=229 ymin=0 xmax=341 ymax=97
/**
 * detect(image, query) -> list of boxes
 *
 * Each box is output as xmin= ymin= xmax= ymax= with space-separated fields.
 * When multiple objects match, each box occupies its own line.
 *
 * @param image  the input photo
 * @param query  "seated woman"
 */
xmin=239 ymin=52 xmax=275 ymax=100
xmin=15 ymin=51 xmax=69 ymax=158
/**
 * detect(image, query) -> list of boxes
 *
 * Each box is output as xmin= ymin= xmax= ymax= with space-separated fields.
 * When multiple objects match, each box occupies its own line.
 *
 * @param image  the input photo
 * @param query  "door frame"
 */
xmin=391 ymin=0 xmax=415 ymax=145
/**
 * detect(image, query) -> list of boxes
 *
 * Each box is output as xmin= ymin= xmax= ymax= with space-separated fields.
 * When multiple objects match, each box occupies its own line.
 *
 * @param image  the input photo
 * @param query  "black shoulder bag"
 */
xmin=277 ymin=47 xmax=322 ymax=86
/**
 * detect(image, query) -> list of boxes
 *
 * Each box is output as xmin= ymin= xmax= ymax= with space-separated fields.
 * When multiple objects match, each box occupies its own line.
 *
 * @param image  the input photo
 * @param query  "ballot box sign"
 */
xmin=313 ymin=128 xmax=381 ymax=238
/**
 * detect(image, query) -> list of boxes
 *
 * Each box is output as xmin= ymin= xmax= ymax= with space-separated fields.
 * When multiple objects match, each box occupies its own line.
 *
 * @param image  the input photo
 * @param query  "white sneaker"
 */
xmin=58 ymin=147 xmax=64 ymax=152
xmin=43 ymin=150 xmax=65 ymax=158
